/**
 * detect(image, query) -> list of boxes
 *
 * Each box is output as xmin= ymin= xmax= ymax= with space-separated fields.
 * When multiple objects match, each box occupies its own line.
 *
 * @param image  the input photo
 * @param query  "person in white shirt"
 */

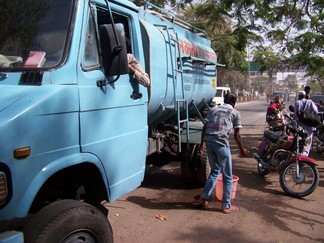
xmin=295 ymin=91 xmax=318 ymax=155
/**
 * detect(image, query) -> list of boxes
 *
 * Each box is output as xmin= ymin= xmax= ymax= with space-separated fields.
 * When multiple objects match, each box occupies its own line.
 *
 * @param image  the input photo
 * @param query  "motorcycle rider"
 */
xmin=294 ymin=91 xmax=318 ymax=155
xmin=266 ymin=96 xmax=284 ymax=130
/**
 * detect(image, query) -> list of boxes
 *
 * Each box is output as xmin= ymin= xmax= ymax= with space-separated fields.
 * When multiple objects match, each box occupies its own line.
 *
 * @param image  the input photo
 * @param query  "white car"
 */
xmin=212 ymin=87 xmax=231 ymax=105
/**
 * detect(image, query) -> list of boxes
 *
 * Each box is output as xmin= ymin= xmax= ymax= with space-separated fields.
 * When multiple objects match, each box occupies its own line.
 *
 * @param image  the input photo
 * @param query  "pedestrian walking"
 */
xmin=304 ymin=86 xmax=311 ymax=99
xmin=295 ymin=90 xmax=318 ymax=155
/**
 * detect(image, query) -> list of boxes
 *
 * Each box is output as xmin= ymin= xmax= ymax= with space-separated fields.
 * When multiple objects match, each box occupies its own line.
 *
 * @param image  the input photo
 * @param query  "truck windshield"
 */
xmin=215 ymin=90 xmax=223 ymax=97
xmin=0 ymin=0 xmax=74 ymax=70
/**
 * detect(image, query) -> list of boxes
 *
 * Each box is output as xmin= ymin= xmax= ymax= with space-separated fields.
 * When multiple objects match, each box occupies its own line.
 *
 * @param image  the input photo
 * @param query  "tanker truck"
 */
xmin=0 ymin=0 xmax=217 ymax=242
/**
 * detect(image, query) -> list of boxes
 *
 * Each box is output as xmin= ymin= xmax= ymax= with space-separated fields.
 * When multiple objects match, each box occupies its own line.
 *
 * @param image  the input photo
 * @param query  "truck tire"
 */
xmin=180 ymin=143 xmax=196 ymax=183
xmin=180 ymin=144 xmax=210 ymax=186
xmin=23 ymin=199 xmax=113 ymax=243
xmin=194 ymin=145 xmax=210 ymax=186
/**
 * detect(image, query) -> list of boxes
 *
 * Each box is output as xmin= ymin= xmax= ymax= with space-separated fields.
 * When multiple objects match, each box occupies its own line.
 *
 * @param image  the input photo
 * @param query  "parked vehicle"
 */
xmin=0 ymin=1 xmax=217 ymax=242
xmin=238 ymin=90 xmax=249 ymax=97
xmin=212 ymin=86 xmax=231 ymax=105
xmin=253 ymin=114 xmax=319 ymax=198
xmin=310 ymin=95 xmax=324 ymax=106
xmin=289 ymin=91 xmax=296 ymax=101
xmin=270 ymin=91 xmax=286 ymax=102
xmin=265 ymin=104 xmax=289 ymax=132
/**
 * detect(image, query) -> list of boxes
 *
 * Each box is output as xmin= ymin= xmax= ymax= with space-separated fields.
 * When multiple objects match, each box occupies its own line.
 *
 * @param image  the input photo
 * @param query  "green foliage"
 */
xmin=253 ymin=47 xmax=281 ymax=70
xmin=131 ymin=0 xmax=193 ymax=8
xmin=138 ymin=0 xmax=324 ymax=90
xmin=177 ymin=1 xmax=262 ymax=72
xmin=285 ymin=75 xmax=299 ymax=91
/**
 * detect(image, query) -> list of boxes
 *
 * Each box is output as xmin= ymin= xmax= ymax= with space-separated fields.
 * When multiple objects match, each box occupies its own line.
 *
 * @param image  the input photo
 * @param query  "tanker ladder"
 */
xmin=164 ymin=25 xmax=188 ymax=152
xmin=168 ymin=26 xmax=188 ymax=153
xmin=145 ymin=2 xmax=211 ymax=153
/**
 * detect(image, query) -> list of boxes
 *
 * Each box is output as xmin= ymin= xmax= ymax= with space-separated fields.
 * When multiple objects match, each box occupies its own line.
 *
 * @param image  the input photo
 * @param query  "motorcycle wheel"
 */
xmin=316 ymin=141 xmax=324 ymax=153
xmin=279 ymin=161 xmax=319 ymax=198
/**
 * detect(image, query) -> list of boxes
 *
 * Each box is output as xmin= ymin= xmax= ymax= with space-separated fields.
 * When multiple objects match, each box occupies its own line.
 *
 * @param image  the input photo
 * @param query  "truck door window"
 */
xmin=83 ymin=7 xmax=100 ymax=69
xmin=83 ymin=7 xmax=131 ymax=73
xmin=96 ymin=8 xmax=132 ymax=53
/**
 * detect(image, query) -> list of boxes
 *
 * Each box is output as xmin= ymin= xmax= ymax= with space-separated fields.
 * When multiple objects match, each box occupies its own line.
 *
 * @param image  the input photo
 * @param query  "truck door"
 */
xmin=77 ymin=5 xmax=148 ymax=201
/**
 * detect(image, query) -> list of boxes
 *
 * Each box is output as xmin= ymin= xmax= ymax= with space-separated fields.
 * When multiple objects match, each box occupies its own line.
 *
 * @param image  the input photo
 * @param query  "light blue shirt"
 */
xmin=204 ymin=103 xmax=242 ymax=147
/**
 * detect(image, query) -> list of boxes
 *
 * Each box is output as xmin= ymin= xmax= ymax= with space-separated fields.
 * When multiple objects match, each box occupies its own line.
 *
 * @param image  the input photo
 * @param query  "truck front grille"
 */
xmin=0 ymin=172 xmax=8 ymax=204
xmin=20 ymin=71 xmax=43 ymax=85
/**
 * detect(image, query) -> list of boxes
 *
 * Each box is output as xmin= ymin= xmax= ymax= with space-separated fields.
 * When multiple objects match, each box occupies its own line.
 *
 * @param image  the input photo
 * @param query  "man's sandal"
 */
xmin=222 ymin=205 xmax=239 ymax=214
xmin=199 ymin=198 xmax=208 ymax=207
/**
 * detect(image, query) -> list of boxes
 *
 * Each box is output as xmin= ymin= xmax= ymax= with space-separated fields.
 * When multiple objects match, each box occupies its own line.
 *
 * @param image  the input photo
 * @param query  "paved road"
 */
xmin=105 ymin=100 xmax=324 ymax=243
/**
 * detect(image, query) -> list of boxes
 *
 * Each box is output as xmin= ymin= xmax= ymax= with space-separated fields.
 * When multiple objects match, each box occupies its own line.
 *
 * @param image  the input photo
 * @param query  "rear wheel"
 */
xmin=180 ymin=143 xmax=196 ymax=183
xmin=279 ymin=161 xmax=319 ymax=198
xmin=23 ymin=199 xmax=113 ymax=243
xmin=180 ymin=144 xmax=210 ymax=186
xmin=194 ymin=145 xmax=210 ymax=186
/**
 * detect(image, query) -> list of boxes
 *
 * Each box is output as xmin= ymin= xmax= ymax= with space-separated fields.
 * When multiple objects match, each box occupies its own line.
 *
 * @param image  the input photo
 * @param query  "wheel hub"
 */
xmin=292 ymin=172 xmax=305 ymax=184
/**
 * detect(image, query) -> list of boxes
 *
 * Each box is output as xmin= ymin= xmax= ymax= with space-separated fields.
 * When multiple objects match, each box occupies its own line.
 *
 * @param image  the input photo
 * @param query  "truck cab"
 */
xmin=0 ymin=0 xmax=216 ymax=242
xmin=0 ymin=1 xmax=147 ymax=242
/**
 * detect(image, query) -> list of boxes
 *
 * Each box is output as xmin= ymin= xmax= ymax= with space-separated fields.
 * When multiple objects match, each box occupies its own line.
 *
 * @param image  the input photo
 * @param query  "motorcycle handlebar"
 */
xmin=283 ymin=114 xmax=294 ymax=121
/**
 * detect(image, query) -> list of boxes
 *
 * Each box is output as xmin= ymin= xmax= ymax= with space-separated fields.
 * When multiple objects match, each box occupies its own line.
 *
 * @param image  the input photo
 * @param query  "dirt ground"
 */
xmin=105 ymin=116 xmax=324 ymax=243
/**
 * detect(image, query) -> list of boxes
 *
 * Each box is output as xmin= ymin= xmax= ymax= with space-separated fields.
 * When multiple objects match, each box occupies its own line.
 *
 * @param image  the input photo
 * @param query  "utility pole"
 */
xmin=247 ymin=45 xmax=252 ymax=95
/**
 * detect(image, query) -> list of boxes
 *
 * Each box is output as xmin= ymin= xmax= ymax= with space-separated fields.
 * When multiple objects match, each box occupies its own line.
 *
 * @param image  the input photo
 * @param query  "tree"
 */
xmin=130 ymin=0 xmax=193 ymax=9
xmin=177 ymin=1 xmax=262 ymax=90
xmin=251 ymin=76 xmax=268 ymax=95
xmin=261 ymin=0 xmax=324 ymax=88
xmin=285 ymin=74 xmax=299 ymax=92
xmin=133 ymin=0 xmax=323 ymax=91
xmin=253 ymin=47 xmax=282 ymax=93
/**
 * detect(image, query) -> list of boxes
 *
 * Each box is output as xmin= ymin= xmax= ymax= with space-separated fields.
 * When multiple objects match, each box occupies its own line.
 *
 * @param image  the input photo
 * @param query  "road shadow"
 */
xmin=122 ymin=130 xmax=324 ymax=242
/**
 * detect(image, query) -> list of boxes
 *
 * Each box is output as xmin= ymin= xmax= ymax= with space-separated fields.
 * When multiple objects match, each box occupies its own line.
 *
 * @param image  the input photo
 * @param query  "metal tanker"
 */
xmin=137 ymin=4 xmax=217 ymax=125
xmin=0 ymin=0 xmax=216 ymax=242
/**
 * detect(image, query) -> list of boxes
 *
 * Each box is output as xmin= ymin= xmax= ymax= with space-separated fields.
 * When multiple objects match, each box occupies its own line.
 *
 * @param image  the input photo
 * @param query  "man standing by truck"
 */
xmin=199 ymin=92 xmax=249 ymax=213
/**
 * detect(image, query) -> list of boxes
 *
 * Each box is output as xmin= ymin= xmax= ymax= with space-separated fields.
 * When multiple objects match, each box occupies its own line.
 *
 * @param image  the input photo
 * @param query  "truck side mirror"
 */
xmin=99 ymin=23 xmax=128 ymax=77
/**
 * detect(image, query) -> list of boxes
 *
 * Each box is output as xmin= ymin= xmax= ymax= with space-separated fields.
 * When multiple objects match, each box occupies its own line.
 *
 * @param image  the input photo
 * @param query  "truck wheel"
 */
xmin=23 ymin=199 xmax=113 ymax=243
xmin=180 ymin=144 xmax=196 ymax=183
xmin=194 ymin=145 xmax=210 ymax=186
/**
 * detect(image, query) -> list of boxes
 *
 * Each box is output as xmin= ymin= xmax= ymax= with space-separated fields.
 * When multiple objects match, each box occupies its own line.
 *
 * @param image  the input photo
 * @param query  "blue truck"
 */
xmin=0 ymin=0 xmax=217 ymax=242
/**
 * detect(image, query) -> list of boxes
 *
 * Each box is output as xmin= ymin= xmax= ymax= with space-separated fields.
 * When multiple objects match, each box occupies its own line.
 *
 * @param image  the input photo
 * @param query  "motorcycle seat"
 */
xmin=264 ymin=130 xmax=282 ymax=143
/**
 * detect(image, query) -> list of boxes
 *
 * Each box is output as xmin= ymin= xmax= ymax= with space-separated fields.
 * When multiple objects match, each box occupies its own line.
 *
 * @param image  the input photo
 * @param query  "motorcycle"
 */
xmin=266 ymin=106 xmax=294 ymax=135
xmin=266 ymin=113 xmax=285 ymax=132
xmin=253 ymin=113 xmax=320 ymax=198
xmin=313 ymin=112 xmax=324 ymax=153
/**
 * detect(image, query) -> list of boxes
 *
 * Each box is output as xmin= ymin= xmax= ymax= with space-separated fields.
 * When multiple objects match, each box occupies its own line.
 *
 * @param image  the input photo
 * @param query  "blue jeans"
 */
xmin=200 ymin=141 xmax=233 ymax=209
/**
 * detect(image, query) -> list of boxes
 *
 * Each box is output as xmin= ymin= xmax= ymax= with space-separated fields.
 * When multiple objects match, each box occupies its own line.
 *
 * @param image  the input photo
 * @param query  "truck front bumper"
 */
xmin=0 ymin=231 xmax=23 ymax=243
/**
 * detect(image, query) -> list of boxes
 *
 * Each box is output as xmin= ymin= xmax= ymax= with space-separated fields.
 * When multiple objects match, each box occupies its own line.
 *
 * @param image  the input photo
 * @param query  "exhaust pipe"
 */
xmin=253 ymin=152 xmax=269 ymax=168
